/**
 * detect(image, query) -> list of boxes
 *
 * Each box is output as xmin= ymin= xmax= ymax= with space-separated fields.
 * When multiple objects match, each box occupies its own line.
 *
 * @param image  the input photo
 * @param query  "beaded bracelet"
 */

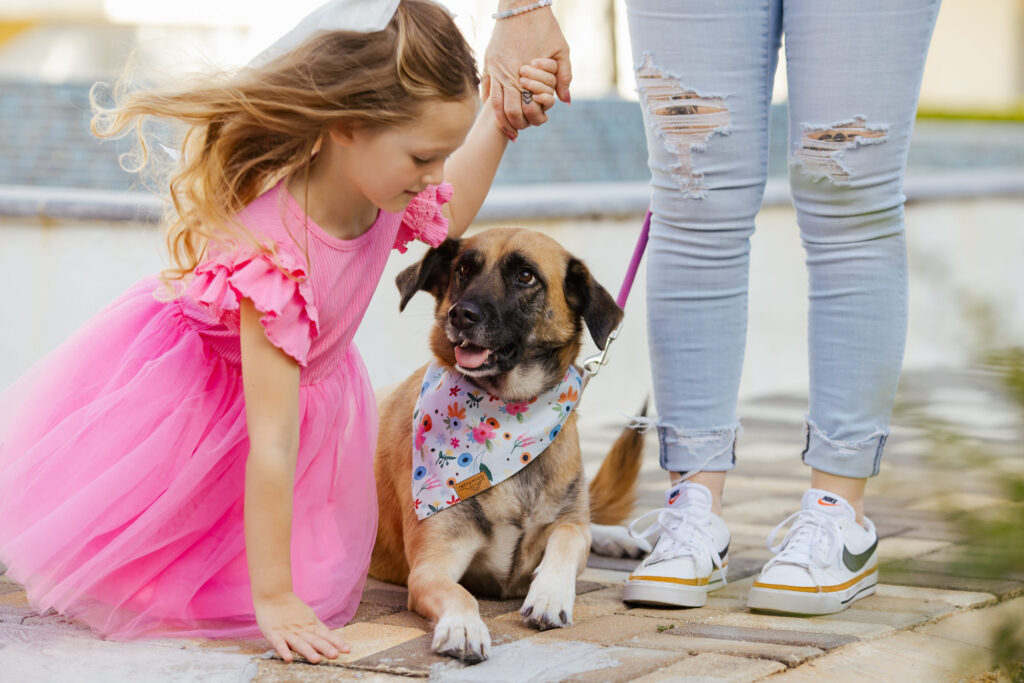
xmin=492 ymin=0 xmax=552 ymax=20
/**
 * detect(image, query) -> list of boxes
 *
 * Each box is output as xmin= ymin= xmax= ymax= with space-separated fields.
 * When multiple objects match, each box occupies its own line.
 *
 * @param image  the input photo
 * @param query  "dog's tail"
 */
xmin=588 ymin=400 xmax=648 ymax=525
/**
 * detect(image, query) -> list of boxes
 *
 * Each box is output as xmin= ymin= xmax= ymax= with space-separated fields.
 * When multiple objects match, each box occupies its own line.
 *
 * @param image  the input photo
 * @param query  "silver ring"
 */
xmin=521 ymin=90 xmax=533 ymax=105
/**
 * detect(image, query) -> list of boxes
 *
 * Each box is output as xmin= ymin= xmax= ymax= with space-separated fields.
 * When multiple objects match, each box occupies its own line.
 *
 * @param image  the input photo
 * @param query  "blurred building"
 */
xmin=1 ymin=0 xmax=1023 ymax=192
xmin=3 ymin=0 xmax=1021 ymax=105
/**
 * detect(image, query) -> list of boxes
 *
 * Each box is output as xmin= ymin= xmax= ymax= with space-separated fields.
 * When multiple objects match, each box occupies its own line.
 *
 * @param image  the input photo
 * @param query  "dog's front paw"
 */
xmin=432 ymin=613 xmax=491 ymax=663
xmin=520 ymin=575 xmax=575 ymax=631
xmin=590 ymin=523 xmax=651 ymax=559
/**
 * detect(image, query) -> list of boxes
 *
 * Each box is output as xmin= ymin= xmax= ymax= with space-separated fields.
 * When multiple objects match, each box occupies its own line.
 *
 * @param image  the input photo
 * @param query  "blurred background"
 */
xmin=0 ymin=0 xmax=1023 ymax=430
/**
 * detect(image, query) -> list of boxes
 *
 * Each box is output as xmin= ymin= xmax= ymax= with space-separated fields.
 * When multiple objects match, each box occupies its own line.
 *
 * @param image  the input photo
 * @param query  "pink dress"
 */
xmin=0 ymin=181 xmax=451 ymax=640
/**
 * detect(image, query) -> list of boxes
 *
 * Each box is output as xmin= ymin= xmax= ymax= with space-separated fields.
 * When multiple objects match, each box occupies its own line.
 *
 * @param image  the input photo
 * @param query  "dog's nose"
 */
xmin=448 ymin=301 xmax=481 ymax=330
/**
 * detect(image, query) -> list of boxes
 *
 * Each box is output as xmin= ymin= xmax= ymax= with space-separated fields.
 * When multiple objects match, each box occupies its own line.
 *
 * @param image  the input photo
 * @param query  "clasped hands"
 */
xmin=483 ymin=2 xmax=573 ymax=141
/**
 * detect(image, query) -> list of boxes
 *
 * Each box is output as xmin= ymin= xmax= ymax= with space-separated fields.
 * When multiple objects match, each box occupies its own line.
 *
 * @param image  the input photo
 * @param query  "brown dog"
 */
xmin=370 ymin=228 xmax=645 ymax=663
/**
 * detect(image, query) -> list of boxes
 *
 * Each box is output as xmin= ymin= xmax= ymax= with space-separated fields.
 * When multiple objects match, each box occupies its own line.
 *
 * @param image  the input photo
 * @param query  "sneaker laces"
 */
xmin=628 ymin=506 xmax=727 ymax=584
xmin=762 ymin=509 xmax=842 ymax=589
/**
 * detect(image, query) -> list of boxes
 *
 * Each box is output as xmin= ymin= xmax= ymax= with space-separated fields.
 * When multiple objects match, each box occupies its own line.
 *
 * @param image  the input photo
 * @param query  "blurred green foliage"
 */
xmin=953 ymin=348 xmax=1024 ymax=681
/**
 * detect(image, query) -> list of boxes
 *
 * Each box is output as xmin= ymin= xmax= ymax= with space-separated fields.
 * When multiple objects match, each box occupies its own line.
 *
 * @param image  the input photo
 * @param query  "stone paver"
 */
xmin=530 ymin=613 xmax=670 ymax=646
xmin=626 ymin=632 xmax=824 ymax=668
xmin=880 ymin=562 xmax=1023 ymax=599
xmin=555 ymin=644 xmax=685 ymax=683
xmin=328 ymin=622 xmax=427 ymax=665
xmin=0 ymin=589 xmax=28 ymax=608
xmin=700 ymin=609 xmax=899 ymax=639
xmin=426 ymin=639 xmax=684 ymax=683
xmin=652 ymin=622 xmax=858 ymax=651
xmin=916 ymin=596 xmax=1024 ymax=649
xmin=632 ymin=653 xmax=788 ymax=681
xmin=253 ymin=659 xmax=409 ymax=682
xmin=765 ymin=630 xmax=993 ymax=682
xmin=344 ymin=633 xmax=446 ymax=676
xmin=874 ymin=583 xmax=997 ymax=609
xmin=876 ymin=537 xmax=952 ymax=561
xmin=0 ymin=575 xmax=20 ymax=597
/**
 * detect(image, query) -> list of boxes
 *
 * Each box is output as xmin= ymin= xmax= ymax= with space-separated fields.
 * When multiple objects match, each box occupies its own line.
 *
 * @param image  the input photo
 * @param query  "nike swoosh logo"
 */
xmin=719 ymin=542 xmax=729 ymax=561
xmin=843 ymin=537 xmax=878 ymax=573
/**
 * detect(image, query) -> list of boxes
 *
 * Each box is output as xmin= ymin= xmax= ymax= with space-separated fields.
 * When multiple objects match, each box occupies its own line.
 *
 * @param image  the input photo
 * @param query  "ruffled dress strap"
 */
xmin=188 ymin=245 xmax=320 ymax=366
xmin=393 ymin=183 xmax=453 ymax=253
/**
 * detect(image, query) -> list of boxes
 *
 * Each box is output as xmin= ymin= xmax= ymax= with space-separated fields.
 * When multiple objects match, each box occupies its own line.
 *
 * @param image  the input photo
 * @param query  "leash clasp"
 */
xmin=581 ymin=323 xmax=622 ymax=378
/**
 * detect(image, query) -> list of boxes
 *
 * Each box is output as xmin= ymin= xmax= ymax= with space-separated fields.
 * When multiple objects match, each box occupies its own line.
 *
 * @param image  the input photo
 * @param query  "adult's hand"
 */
xmin=483 ymin=2 xmax=572 ymax=140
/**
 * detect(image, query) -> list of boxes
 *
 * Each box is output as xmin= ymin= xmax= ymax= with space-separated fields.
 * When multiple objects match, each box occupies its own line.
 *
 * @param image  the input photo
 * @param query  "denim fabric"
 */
xmin=625 ymin=0 xmax=941 ymax=478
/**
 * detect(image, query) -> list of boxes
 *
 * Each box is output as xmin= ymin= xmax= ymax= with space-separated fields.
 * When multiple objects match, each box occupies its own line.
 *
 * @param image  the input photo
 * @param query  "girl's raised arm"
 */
xmin=239 ymin=299 xmax=349 ymax=663
xmin=443 ymin=58 xmax=559 ymax=238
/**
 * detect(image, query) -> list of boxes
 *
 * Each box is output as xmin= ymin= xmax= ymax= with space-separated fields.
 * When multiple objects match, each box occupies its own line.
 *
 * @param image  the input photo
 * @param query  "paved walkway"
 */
xmin=1 ymin=367 xmax=1021 ymax=682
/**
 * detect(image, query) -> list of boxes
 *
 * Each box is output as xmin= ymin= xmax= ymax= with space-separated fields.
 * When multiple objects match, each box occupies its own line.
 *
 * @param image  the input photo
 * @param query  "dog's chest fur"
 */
xmin=448 ymin=417 xmax=587 ymax=599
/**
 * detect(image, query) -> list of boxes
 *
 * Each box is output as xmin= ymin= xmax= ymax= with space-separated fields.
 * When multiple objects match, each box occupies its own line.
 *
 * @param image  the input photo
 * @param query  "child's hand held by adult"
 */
xmin=518 ymin=57 xmax=559 ymax=124
xmin=484 ymin=0 xmax=571 ymax=139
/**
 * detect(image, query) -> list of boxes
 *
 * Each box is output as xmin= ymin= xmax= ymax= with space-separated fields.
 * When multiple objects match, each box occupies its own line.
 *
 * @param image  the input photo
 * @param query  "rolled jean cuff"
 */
xmin=801 ymin=419 xmax=888 ymax=478
xmin=656 ymin=422 xmax=739 ymax=473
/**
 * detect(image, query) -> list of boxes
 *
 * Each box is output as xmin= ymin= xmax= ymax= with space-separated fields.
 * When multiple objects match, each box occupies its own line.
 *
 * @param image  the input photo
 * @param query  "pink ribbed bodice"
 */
xmin=177 ymin=183 xmax=410 ymax=385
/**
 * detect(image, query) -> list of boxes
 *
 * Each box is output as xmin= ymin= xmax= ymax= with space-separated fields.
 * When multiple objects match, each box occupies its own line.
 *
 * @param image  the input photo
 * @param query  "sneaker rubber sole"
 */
xmin=746 ymin=565 xmax=878 ymax=615
xmin=623 ymin=567 xmax=727 ymax=608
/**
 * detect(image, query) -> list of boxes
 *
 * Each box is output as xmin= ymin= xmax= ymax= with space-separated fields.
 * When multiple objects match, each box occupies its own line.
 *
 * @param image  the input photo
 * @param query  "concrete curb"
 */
xmin=2 ymin=169 xmax=1023 ymax=223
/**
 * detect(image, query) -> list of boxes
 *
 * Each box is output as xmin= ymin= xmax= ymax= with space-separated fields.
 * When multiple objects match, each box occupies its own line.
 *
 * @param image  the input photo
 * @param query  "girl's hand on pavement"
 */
xmin=254 ymin=592 xmax=350 ymax=664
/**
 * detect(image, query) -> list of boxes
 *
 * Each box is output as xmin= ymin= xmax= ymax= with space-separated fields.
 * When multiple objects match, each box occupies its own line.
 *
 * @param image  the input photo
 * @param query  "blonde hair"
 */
xmin=91 ymin=0 xmax=479 ymax=289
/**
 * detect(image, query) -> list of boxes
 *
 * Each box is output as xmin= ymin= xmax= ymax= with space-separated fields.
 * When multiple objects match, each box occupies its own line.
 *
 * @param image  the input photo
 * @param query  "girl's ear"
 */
xmin=327 ymin=121 xmax=357 ymax=146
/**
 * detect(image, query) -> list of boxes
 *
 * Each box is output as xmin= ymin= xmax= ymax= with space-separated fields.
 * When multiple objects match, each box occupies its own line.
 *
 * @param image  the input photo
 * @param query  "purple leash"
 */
xmin=581 ymin=209 xmax=652 ymax=384
xmin=616 ymin=209 xmax=652 ymax=309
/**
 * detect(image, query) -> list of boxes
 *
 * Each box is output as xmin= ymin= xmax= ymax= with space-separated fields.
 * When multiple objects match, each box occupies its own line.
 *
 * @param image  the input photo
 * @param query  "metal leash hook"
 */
xmin=581 ymin=323 xmax=622 ymax=379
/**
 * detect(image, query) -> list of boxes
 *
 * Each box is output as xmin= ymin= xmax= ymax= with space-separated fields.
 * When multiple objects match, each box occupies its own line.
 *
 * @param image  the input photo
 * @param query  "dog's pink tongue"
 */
xmin=455 ymin=346 xmax=489 ymax=369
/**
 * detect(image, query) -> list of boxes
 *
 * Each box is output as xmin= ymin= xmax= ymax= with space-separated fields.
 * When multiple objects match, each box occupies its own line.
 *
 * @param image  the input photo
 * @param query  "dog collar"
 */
xmin=411 ymin=360 xmax=582 ymax=520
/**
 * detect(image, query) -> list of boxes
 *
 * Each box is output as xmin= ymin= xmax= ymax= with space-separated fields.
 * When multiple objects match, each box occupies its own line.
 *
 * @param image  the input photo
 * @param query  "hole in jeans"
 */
xmin=793 ymin=116 xmax=888 ymax=184
xmin=635 ymin=53 xmax=731 ymax=199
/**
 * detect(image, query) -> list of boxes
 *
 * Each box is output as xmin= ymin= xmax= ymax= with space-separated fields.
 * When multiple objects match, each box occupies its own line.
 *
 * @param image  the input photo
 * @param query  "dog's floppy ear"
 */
xmin=396 ymin=238 xmax=461 ymax=312
xmin=564 ymin=258 xmax=624 ymax=350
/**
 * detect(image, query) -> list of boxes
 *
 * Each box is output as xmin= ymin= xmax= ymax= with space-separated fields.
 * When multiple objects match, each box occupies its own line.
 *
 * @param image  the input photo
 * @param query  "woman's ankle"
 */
xmin=810 ymin=469 xmax=868 ymax=527
xmin=670 ymin=470 xmax=726 ymax=517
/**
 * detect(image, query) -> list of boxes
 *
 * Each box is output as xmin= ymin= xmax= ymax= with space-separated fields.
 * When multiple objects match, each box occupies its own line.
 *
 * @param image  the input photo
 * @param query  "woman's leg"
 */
xmin=628 ymin=0 xmax=782 ymax=487
xmin=747 ymin=0 xmax=941 ymax=615
xmin=786 ymin=0 xmax=941 ymax=486
xmin=623 ymin=0 xmax=782 ymax=607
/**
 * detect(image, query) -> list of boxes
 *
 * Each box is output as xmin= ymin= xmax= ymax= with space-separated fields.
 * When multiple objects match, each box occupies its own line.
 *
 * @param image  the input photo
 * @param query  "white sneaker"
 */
xmin=623 ymin=482 xmax=730 ymax=608
xmin=747 ymin=489 xmax=878 ymax=615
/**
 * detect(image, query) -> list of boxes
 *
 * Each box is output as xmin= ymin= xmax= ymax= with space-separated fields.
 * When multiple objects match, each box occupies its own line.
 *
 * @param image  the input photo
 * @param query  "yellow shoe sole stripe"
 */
xmin=628 ymin=563 xmax=727 ymax=587
xmin=752 ymin=565 xmax=877 ymax=593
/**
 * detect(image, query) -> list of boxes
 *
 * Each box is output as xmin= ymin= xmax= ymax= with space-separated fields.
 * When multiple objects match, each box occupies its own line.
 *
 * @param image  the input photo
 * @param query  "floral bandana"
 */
xmin=411 ymin=361 xmax=583 ymax=520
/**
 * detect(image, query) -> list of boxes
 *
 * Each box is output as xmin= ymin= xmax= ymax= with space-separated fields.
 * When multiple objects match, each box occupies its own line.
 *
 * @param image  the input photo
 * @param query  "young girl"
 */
xmin=0 ymin=0 xmax=559 ymax=664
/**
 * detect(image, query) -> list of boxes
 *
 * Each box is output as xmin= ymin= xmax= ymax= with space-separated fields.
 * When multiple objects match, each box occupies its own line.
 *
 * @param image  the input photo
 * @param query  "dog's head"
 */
xmin=396 ymin=228 xmax=623 ymax=401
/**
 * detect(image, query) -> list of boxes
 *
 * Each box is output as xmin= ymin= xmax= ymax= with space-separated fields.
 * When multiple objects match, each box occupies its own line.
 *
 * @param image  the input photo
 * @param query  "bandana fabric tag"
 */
xmin=411 ymin=361 xmax=582 ymax=520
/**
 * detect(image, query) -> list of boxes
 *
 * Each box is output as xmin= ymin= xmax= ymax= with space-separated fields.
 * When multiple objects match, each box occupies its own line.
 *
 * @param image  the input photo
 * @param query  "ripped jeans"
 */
xmin=625 ymin=0 xmax=941 ymax=478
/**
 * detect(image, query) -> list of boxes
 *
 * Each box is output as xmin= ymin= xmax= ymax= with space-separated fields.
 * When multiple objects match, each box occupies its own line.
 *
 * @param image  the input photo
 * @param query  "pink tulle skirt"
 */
xmin=0 ymin=279 xmax=377 ymax=640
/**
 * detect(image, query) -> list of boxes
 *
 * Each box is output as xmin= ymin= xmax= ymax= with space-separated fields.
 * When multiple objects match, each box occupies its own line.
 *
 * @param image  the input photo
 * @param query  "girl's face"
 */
xmin=334 ymin=96 xmax=479 ymax=213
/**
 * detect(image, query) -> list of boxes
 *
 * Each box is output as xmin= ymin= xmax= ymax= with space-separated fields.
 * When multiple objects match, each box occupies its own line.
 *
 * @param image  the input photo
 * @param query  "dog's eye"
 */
xmin=456 ymin=263 xmax=471 ymax=281
xmin=516 ymin=269 xmax=535 ymax=286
